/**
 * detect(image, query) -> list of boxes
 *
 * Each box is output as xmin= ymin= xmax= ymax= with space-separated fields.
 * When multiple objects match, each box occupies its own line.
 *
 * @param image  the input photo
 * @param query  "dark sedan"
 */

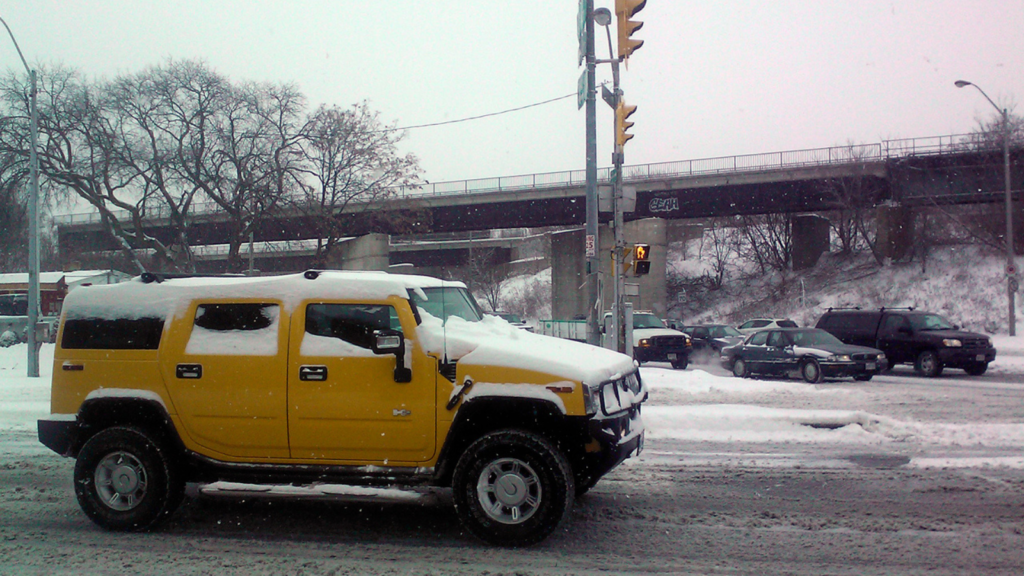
xmin=720 ymin=327 xmax=887 ymax=383
xmin=684 ymin=324 xmax=745 ymax=356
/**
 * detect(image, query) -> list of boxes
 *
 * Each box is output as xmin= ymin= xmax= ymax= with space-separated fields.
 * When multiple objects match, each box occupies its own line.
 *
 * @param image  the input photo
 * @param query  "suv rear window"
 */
xmin=777 ymin=320 xmax=798 ymax=328
xmin=61 ymin=317 xmax=165 ymax=350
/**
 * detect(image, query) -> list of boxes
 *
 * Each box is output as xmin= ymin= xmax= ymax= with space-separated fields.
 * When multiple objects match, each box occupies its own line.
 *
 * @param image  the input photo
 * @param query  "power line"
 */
xmin=387 ymin=92 xmax=577 ymax=132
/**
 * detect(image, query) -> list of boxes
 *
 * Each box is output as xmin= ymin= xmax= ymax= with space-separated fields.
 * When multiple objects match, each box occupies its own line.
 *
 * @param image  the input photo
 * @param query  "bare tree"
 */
xmin=462 ymin=246 xmax=511 ymax=312
xmin=293 ymin=102 xmax=419 ymax=267
xmin=738 ymin=213 xmax=792 ymax=273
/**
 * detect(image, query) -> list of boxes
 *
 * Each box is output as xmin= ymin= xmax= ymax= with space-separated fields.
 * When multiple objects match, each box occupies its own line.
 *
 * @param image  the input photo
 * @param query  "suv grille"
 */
xmin=650 ymin=335 xmax=687 ymax=348
xmin=962 ymin=338 xmax=988 ymax=349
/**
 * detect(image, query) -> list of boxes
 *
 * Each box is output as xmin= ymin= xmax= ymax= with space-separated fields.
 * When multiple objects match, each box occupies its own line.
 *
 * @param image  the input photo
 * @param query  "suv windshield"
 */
xmin=632 ymin=313 xmax=666 ymax=329
xmin=410 ymin=286 xmax=484 ymax=323
xmin=789 ymin=329 xmax=844 ymax=347
xmin=908 ymin=314 xmax=955 ymax=331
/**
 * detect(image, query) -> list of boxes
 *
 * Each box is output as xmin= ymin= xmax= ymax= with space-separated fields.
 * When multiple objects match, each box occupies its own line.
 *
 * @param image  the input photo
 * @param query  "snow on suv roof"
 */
xmin=62 ymin=271 xmax=454 ymax=321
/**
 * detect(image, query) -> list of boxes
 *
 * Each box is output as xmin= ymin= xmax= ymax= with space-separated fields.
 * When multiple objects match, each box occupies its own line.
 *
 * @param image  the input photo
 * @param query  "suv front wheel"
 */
xmin=452 ymin=430 xmax=574 ymax=547
xmin=74 ymin=426 xmax=184 ymax=531
xmin=915 ymin=350 xmax=944 ymax=377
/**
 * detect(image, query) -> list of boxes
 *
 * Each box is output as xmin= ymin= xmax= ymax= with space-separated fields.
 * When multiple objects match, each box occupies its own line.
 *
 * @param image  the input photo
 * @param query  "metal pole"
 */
xmin=585 ymin=0 xmax=601 ymax=346
xmin=1 ymin=17 xmax=41 ymax=376
xmin=27 ymin=69 xmax=39 ymax=376
xmin=612 ymin=59 xmax=625 ymax=353
xmin=1004 ymin=108 xmax=1015 ymax=336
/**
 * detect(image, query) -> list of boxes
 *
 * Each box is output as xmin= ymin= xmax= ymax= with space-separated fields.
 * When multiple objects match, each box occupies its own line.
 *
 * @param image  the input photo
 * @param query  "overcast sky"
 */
xmin=1 ymin=1 xmax=1021 ymax=185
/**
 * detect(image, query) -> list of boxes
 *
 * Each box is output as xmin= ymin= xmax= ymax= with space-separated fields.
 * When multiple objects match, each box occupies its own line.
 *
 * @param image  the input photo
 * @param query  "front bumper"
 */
xmin=584 ymin=407 xmax=645 ymax=479
xmin=635 ymin=345 xmax=690 ymax=363
xmin=820 ymin=358 xmax=887 ymax=378
xmin=938 ymin=347 xmax=996 ymax=367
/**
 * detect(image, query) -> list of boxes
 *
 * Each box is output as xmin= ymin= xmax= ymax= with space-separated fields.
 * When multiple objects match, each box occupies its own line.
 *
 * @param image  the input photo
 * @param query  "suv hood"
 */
xmin=416 ymin=313 xmax=635 ymax=386
xmin=916 ymin=329 xmax=989 ymax=341
xmin=633 ymin=327 xmax=687 ymax=344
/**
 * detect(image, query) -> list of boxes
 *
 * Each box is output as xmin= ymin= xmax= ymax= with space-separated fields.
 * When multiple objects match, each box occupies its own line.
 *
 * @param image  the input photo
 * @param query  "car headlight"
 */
xmin=638 ymin=338 xmax=649 ymax=347
xmin=942 ymin=339 xmax=962 ymax=347
xmin=827 ymin=354 xmax=851 ymax=362
xmin=877 ymin=353 xmax=886 ymax=361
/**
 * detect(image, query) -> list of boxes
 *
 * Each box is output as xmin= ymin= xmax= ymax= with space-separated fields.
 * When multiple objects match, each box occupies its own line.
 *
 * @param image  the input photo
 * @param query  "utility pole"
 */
xmin=582 ymin=0 xmax=601 ymax=346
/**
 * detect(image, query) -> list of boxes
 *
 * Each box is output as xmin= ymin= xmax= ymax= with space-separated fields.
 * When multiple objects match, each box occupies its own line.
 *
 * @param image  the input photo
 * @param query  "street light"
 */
xmin=0 ymin=17 xmax=41 ymax=374
xmin=955 ymin=79 xmax=1015 ymax=336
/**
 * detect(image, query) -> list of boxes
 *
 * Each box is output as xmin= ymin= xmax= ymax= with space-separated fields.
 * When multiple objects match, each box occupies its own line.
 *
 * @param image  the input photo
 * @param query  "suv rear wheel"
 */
xmin=74 ymin=426 xmax=184 ymax=531
xmin=452 ymin=430 xmax=574 ymax=547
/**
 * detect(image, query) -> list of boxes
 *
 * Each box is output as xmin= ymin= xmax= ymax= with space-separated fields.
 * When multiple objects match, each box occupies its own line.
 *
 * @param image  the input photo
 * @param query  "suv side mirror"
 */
xmin=371 ymin=329 xmax=412 ymax=383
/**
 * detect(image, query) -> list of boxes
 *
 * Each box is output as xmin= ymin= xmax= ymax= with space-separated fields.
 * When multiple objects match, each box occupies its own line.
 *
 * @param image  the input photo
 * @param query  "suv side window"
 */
xmin=880 ymin=314 xmax=909 ymax=335
xmin=749 ymin=331 xmax=770 ymax=346
xmin=62 ymin=317 xmax=165 ymax=350
xmin=305 ymin=304 xmax=399 ymax=350
xmin=186 ymin=303 xmax=280 ymax=356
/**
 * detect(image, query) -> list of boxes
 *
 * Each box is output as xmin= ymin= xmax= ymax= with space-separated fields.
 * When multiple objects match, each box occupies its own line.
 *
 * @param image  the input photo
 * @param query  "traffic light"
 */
xmin=616 ymin=0 xmax=646 ymax=62
xmin=615 ymin=100 xmax=637 ymax=147
xmin=633 ymin=243 xmax=651 ymax=275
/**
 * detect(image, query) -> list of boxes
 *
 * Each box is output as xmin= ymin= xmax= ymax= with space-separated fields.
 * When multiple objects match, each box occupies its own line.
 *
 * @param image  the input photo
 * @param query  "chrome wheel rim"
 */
xmin=94 ymin=451 xmax=148 ymax=511
xmin=804 ymin=361 xmax=819 ymax=381
xmin=733 ymin=359 xmax=745 ymax=377
xmin=476 ymin=458 xmax=541 ymax=525
xmin=921 ymin=354 xmax=936 ymax=373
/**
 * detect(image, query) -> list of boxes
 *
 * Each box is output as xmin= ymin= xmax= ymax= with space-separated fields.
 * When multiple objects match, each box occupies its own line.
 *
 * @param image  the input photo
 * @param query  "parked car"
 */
xmin=683 ymin=324 xmax=745 ymax=359
xmin=815 ymin=308 xmax=996 ymax=376
xmin=721 ymin=327 xmax=887 ymax=383
xmin=491 ymin=311 xmax=534 ymax=332
xmin=736 ymin=317 xmax=798 ymax=335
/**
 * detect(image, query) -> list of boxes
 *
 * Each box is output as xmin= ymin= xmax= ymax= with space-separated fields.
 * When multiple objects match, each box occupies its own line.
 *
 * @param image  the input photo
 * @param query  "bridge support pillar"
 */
xmin=326 ymin=233 xmax=390 ymax=271
xmin=550 ymin=229 xmax=589 ymax=321
xmin=876 ymin=204 xmax=913 ymax=261
xmin=791 ymin=214 xmax=830 ymax=270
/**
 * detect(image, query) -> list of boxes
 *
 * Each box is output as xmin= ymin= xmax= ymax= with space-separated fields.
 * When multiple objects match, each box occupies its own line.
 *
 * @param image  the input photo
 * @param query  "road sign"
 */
xmin=577 ymin=0 xmax=587 ymax=66
xmin=585 ymin=234 xmax=596 ymax=257
xmin=578 ymin=69 xmax=588 ymax=110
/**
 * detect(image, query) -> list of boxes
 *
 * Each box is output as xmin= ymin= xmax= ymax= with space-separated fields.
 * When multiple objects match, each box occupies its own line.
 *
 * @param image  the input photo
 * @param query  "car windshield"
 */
xmin=710 ymin=326 xmax=742 ymax=338
xmin=908 ymin=314 xmax=955 ymax=331
xmin=410 ymin=286 xmax=484 ymax=323
xmin=632 ymin=313 xmax=666 ymax=329
xmin=788 ymin=329 xmax=844 ymax=348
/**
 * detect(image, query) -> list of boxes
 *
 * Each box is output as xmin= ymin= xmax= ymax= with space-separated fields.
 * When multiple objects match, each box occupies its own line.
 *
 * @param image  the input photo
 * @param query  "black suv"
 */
xmin=815 ymin=308 xmax=996 ymax=377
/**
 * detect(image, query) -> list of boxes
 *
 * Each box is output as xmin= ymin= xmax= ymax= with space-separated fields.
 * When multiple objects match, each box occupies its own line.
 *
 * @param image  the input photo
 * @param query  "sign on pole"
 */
xmin=577 ymin=69 xmax=588 ymax=110
xmin=577 ymin=0 xmax=587 ymax=66
xmin=585 ymin=234 xmax=596 ymax=257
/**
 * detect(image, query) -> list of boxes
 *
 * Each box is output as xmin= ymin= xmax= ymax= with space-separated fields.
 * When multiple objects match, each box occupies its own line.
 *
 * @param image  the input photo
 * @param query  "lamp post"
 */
xmin=955 ymin=80 xmax=1015 ymax=336
xmin=0 ymin=17 xmax=41 ymax=374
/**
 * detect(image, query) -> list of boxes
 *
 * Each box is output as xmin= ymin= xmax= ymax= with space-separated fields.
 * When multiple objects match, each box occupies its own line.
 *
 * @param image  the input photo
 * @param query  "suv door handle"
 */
xmin=299 ymin=365 xmax=328 ymax=381
xmin=176 ymin=364 xmax=202 ymax=379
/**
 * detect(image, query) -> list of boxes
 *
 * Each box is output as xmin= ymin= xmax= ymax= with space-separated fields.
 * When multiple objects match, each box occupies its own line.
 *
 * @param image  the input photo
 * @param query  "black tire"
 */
xmin=915 ymin=350 xmax=944 ymax=377
xmin=574 ymin=473 xmax=601 ymax=498
xmin=853 ymin=374 xmax=873 ymax=382
xmin=74 ymin=426 xmax=184 ymax=532
xmin=964 ymin=362 xmax=988 ymax=376
xmin=801 ymin=359 xmax=823 ymax=383
xmin=671 ymin=357 xmax=689 ymax=370
xmin=732 ymin=358 xmax=748 ymax=378
xmin=452 ymin=430 xmax=574 ymax=547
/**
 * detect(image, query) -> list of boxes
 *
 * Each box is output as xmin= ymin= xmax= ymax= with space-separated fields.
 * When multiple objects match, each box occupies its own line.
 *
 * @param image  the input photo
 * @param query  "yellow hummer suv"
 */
xmin=38 ymin=271 xmax=646 ymax=546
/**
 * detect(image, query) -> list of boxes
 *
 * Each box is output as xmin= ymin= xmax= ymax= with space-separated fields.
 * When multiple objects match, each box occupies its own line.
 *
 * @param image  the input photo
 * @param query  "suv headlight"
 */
xmin=638 ymin=338 xmax=649 ymax=348
xmin=942 ymin=339 xmax=962 ymax=347
xmin=583 ymin=383 xmax=600 ymax=416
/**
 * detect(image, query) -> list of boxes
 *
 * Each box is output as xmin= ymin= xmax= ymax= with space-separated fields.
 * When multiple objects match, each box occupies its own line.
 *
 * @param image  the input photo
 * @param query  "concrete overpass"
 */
xmin=54 ymin=134 xmax=1022 ymax=318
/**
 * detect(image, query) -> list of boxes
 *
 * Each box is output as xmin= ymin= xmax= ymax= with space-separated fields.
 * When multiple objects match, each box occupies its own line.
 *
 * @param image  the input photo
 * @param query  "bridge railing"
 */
xmin=53 ymin=133 xmax=978 ymax=226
